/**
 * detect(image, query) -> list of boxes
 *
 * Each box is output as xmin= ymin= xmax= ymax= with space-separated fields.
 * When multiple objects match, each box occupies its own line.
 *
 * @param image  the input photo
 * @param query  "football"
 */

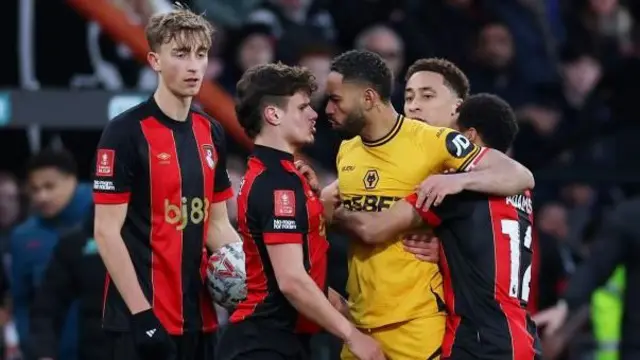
xmin=206 ymin=242 xmax=247 ymax=311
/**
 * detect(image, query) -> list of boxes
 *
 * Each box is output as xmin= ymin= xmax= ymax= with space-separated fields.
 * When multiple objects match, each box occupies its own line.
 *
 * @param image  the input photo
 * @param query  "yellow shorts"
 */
xmin=341 ymin=314 xmax=445 ymax=360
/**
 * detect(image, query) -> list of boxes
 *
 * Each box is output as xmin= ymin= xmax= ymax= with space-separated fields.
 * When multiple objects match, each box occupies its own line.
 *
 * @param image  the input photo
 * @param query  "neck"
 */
xmin=154 ymin=82 xmax=192 ymax=121
xmin=563 ymin=86 xmax=586 ymax=108
xmin=360 ymin=103 xmax=399 ymax=142
xmin=254 ymin=132 xmax=296 ymax=155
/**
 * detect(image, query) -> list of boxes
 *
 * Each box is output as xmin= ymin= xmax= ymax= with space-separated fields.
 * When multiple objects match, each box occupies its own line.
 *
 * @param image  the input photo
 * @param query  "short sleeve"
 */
xmin=404 ymin=192 xmax=464 ymax=227
xmin=431 ymin=128 xmax=488 ymax=172
xmin=92 ymin=120 xmax=136 ymax=204
xmin=211 ymin=120 xmax=233 ymax=203
xmin=249 ymin=174 xmax=308 ymax=245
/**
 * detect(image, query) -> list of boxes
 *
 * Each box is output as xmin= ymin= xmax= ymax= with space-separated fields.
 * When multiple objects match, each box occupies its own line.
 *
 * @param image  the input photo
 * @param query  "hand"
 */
xmin=295 ymin=160 xmax=320 ymax=193
xmin=403 ymin=233 xmax=440 ymax=263
xmin=415 ymin=174 xmax=465 ymax=211
xmin=131 ymin=309 xmax=176 ymax=360
xmin=532 ymin=301 xmax=569 ymax=338
xmin=320 ymin=182 xmax=341 ymax=221
xmin=346 ymin=330 xmax=386 ymax=360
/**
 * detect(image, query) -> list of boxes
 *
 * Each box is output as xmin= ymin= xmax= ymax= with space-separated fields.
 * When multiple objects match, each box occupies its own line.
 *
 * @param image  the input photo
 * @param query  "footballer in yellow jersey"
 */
xmin=324 ymin=51 xmax=535 ymax=360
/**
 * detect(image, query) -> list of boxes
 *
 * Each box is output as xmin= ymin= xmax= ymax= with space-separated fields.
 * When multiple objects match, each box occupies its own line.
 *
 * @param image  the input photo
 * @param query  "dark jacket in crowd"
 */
xmin=29 ymin=212 xmax=108 ymax=360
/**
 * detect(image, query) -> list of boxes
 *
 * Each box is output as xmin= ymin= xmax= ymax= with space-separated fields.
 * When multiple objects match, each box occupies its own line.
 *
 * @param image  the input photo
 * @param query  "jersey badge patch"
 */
xmin=445 ymin=132 xmax=474 ymax=158
xmin=274 ymin=190 xmax=296 ymax=217
xmin=363 ymin=169 xmax=379 ymax=190
xmin=96 ymin=149 xmax=115 ymax=177
xmin=202 ymin=144 xmax=215 ymax=169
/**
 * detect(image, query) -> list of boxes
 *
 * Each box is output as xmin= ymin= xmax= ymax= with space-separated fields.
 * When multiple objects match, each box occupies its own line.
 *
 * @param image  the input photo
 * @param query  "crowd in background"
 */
xmin=2 ymin=0 xmax=640 ymax=359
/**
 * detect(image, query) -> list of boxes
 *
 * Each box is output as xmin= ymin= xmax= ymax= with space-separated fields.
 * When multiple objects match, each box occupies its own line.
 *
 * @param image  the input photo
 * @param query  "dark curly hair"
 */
xmin=457 ymin=93 xmax=518 ymax=153
xmin=330 ymin=50 xmax=393 ymax=102
xmin=406 ymin=58 xmax=470 ymax=100
xmin=235 ymin=62 xmax=317 ymax=138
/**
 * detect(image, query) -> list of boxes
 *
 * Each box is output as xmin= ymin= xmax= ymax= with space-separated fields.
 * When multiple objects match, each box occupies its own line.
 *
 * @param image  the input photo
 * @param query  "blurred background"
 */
xmin=2 ymin=0 xmax=640 ymax=359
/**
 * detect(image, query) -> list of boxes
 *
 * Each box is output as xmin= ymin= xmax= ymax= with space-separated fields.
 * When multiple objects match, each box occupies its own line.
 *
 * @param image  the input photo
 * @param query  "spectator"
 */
xmin=536 ymin=202 xmax=576 ymax=310
xmin=467 ymin=20 xmax=535 ymax=108
xmin=218 ymin=24 xmax=275 ymax=94
xmin=247 ymin=0 xmax=336 ymax=41
xmin=354 ymin=24 xmax=405 ymax=108
xmin=0 ymin=173 xmax=21 ymax=257
xmin=29 ymin=211 xmax=108 ymax=360
xmin=9 ymin=149 xmax=92 ymax=360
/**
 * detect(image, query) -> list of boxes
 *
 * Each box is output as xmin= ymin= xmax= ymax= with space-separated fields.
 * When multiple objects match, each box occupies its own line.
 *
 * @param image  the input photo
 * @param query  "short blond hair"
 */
xmin=145 ymin=4 xmax=214 ymax=51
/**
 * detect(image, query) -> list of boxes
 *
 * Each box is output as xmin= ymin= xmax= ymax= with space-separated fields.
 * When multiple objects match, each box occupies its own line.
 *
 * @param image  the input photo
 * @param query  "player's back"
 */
xmin=434 ymin=190 xmax=541 ymax=359
xmin=337 ymin=116 xmax=461 ymax=328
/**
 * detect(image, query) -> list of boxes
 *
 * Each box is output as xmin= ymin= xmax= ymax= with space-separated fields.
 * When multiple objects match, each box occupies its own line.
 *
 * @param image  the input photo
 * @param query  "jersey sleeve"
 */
xmin=92 ymin=120 xmax=136 ymax=204
xmin=211 ymin=120 xmax=233 ymax=203
xmin=404 ymin=192 xmax=463 ymax=227
xmin=248 ymin=173 xmax=308 ymax=245
xmin=430 ymin=127 xmax=488 ymax=172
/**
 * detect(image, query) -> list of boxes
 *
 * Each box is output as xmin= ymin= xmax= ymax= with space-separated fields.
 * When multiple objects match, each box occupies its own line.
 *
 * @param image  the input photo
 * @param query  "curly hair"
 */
xmin=457 ymin=93 xmax=518 ymax=153
xmin=235 ymin=63 xmax=317 ymax=138
xmin=330 ymin=50 xmax=393 ymax=102
xmin=406 ymin=58 xmax=470 ymax=100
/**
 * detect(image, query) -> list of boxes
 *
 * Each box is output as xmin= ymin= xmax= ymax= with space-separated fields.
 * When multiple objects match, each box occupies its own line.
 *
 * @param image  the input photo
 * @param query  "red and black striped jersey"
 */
xmin=231 ymin=145 xmax=328 ymax=334
xmin=92 ymin=97 xmax=233 ymax=335
xmin=406 ymin=190 xmax=541 ymax=360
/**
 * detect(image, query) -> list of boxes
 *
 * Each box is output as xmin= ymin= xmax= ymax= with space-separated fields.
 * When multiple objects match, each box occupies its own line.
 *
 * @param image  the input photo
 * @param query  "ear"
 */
xmin=463 ymin=127 xmax=478 ymax=144
xmin=363 ymin=88 xmax=378 ymax=110
xmin=452 ymin=98 xmax=463 ymax=117
xmin=147 ymin=52 xmax=161 ymax=72
xmin=263 ymin=105 xmax=282 ymax=126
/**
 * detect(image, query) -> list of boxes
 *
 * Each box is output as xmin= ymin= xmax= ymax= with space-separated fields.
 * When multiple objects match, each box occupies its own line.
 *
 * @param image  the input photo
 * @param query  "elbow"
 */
xmin=520 ymin=166 xmax=535 ymax=190
xmin=276 ymin=271 xmax=305 ymax=297
xmin=358 ymin=224 xmax=381 ymax=244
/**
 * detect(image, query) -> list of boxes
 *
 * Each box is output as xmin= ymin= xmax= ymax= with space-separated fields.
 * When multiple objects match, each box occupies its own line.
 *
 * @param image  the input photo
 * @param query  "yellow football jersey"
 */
xmin=337 ymin=115 xmax=483 ymax=328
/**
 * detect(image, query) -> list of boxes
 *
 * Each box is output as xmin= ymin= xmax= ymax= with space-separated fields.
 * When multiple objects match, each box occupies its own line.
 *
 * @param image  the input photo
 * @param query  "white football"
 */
xmin=206 ymin=242 xmax=247 ymax=311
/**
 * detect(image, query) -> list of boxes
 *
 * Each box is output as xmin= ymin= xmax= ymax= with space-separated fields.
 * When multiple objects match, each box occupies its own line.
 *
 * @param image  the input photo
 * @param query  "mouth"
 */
xmin=184 ymin=78 xmax=200 ymax=86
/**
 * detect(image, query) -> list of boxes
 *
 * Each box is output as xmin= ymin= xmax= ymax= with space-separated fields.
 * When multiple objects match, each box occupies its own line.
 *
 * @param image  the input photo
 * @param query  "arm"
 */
xmin=95 ymin=205 xmax=149 ymax=314
xmin=332 ymin=201 xmax=422 ymax=244
xmin=92 ymin=120 xmax=149 ymax=314
xmin=253 ymin=175 xmax=356 ymax=341
xmin=207 ymin=120 xmax=239 ymax=251
xmin=268 ymin=244 xmax=354 ymax=341
xmin=320 ymin=180 xmax=340 ymax=224
xmin=436 ymin=129 xmax=534 ymax=195
xmin=456 ymin=149 xmax=535 ymax=195
xmin=207 ymin=202 xmax=241 ymax=251
xmin=30 ymin=237 xmax=77 ymax=359
xmin=561 ymin=209 xmax=627 ymax=311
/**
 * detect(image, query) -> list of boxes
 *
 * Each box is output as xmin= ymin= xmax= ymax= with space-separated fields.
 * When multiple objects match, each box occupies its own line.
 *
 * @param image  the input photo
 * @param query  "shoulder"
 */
xmin=11 ymin=217 xmax=40 ymax=237
xmin=107 ymin=101 xmax=151 ymax=131
xmin=337 ymin=137 xmax=362 ymax=155
xmin=402 ymin=118 xmax=448 ymax=140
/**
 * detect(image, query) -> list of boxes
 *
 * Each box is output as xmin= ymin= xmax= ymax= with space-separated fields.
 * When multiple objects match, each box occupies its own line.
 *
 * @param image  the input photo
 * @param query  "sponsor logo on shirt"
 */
xmin=273 ymin=219 xmax=297 ymax=230
xmin=93 ymin=180 xmax=115 ymax=191
xmin=96 ymin=149 xmax=115 ymax=177
xmin=274 ymin=190 xmax=295 ymax=217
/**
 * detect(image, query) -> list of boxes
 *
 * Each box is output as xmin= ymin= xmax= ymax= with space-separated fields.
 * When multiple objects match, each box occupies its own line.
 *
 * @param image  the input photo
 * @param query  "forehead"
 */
xmin=326 ymin=71 xmax=363 ymax=95
xmin=405 ymin=71 xmax=448 ymax=91
xmin=29 ymin=168 xmax=67 ymax=183
xmin=161 ymin=31 xmax=211 ymax=51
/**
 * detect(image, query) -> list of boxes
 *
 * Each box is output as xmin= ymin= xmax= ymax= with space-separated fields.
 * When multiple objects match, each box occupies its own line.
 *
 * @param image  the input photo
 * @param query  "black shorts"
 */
xmin=106 ymin=331 xmax=215 ymax=360
xmin=215 ymin=320 xmax=310 ymax=360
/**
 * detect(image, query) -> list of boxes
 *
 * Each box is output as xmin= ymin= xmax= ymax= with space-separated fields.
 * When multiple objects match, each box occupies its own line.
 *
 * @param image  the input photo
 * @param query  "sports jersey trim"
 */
xmin=457 ymin=146 xmax=482 ymax=172
xmin=93 ymin=192 xmax=130 ymax=204
xmin=264 ymin=232 xmax=303 ymax=245
xmin=362 ymin=114 xmax=404 ymax=147
xmin=212 ymin=187 xmax=234 ymax=203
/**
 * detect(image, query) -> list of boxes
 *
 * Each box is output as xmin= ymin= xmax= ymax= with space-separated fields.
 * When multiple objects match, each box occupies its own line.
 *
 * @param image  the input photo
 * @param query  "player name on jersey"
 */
xmin=506 ymin=194 xmax=532 ymax=215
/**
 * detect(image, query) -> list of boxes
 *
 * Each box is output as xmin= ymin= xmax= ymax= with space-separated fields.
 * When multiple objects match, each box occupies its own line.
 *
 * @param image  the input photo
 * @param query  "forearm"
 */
xmin=95 ymin=232 xmax=149 ymax=314
xmin=280 ymin=275 xmax=354 ymax=341
xmin=207 ymin=220 xmax=241 ymax=251
xmin=328 ymin=287 xmax=350 ymax=318
xmin=460 ymin=165 xmax=534 ymax=196
xmin=334 ymin=202 xmax=421 ymax=244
